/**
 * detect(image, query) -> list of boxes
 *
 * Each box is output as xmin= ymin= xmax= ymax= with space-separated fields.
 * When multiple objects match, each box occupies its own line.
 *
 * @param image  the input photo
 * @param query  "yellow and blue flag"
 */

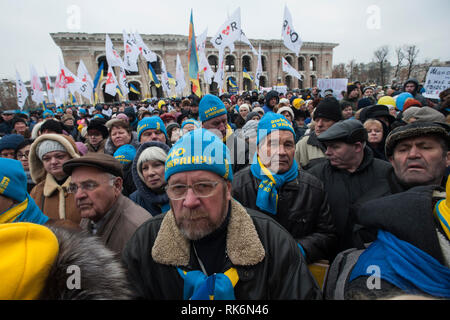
xmin=228 ymin=78 xmax=238 ymax=88
xmin=167 ymin=72 xmax=177 ymax=86
xmin=243 ymin=68 xmax=254 ymax=81
xmin=116 ymin=86 xmax=124 ymax=99
xmin=93 ymin=61 xmax=104 ymax=91
xmin=188 ymin=9 xmax=201 ymax=97
xmin=129 ymin=83 xmax=141 ymax=95
xmin=148 ymin=63 xmax=161 ymax=88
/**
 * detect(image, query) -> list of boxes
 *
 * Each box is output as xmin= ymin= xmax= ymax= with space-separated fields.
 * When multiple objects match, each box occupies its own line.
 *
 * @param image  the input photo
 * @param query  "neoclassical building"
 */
xmin=51 ymin=32 xmax=338 ymax=102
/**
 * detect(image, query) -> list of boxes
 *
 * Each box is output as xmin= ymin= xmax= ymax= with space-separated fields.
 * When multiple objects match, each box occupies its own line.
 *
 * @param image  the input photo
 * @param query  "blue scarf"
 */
xmin=0 ymin=195 xmax=49 ymax=225
xmin=350 ymin=230 xmax=450 ymax=298
xmin=250 ymin=153 xmax=298 ymax=215
xmin=177 ymin=267 xmax=239 ymax=300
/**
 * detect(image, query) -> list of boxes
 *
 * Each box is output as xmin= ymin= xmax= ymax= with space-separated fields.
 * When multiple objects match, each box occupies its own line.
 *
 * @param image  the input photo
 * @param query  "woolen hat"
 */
xmin=36 ymin=140 xmax=67 ymax=161
xmin=0 ymin=134 xmax=24 ymax=152
xmin=113 ymin=144 xmax=137 ymax=165
xmin=137 ymin=116 xmax=167 ymax=142
xmin=385 ymin=121 xmax=450 ymax=158
xmin=359 ymin=104 xmax=396 ymax=124
xmin=199 ymin=94 xmax=227 ymax=122
xmin=313 ymin=97 xmax=342 ymax=122
xmin=257 ymin=112 xmax=296 ymax=145
xmin=63 ymin=152 xmax=124 ymax=178
xmin=165 ymin=128 xmax=232 ymax=182
xmin=0 ymin=158 xmax=28 ymax=202
xmin=317 ymin=119 xmax=368 ymax=144
xmin=402 ymin=106 xmax=446 ymax=124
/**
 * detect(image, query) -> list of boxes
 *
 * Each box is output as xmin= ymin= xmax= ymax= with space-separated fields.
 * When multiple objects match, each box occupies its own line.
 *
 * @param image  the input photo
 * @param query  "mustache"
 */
xmin=181 ymin=209 xmax=209 ymax=220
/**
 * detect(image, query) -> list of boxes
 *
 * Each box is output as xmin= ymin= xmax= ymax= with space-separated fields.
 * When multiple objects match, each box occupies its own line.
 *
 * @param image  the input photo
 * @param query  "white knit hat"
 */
xmin=37 ymin=140 xmax=67 ymax=161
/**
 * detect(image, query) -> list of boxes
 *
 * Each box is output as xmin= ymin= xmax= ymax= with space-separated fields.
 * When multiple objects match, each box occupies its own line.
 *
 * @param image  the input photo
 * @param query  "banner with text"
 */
xmin=423 ymin=67 xmax=450 ymax=100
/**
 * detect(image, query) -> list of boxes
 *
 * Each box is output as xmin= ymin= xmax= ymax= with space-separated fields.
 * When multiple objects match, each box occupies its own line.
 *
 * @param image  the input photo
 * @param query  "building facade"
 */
xmin=51 ymin=32 xmax=338 ymax=102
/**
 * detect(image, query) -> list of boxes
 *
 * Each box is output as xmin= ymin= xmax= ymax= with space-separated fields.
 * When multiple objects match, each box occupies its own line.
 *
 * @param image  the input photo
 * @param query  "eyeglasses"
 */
xmin=1 ymin=151 xmax=16 ymax=158
xmin=17 ymin=151 xmax=30 ymax=159
xmin=67 ymin=178 xmax=115 ymax=194
xmin=165 ymin=181 xmax=220 ymax=200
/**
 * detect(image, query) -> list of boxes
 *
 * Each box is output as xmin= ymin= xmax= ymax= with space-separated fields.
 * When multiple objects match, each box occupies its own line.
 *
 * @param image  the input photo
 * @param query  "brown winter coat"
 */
xmin=29 ymin=134 xmax=81 ymax=224
xmin=80 ymin=194 xmax=151 ymax=256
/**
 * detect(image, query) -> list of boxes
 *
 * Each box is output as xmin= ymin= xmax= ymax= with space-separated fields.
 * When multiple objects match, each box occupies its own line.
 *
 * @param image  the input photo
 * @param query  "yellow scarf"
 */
xmin=0 ymin=198 xmax=28 ymax=224
xmin=223 ymin=124 xmax=233 ymax=143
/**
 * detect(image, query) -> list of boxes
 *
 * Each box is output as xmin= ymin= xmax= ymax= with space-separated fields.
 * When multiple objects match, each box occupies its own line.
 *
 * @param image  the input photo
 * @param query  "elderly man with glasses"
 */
xmin=121 ymin=128 xmax=321 ymax=300
xmin=62 ymin=153 xmax=150 ymax=256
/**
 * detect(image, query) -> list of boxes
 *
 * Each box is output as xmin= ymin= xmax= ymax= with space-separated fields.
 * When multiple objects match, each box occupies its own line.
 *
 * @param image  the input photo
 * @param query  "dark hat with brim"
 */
xmin=359 ymin=104 xmax=396 ymax=124
xmin=385 ymin=122 xmax=450 ymax=158
xmin=317 ymin=119 xmax=368 ymax=144
xmin=63 ymin=152 xmax=123 ymax=178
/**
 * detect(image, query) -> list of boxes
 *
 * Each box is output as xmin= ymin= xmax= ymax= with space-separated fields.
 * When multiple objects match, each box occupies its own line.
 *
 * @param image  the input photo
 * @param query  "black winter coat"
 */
xmin=232 ymin=166 xmax=337 ymax=263
xmin=121 ymin=199 xmax=322 ymax=300
xmin=307 ymin=147 xmax=393 ymax=254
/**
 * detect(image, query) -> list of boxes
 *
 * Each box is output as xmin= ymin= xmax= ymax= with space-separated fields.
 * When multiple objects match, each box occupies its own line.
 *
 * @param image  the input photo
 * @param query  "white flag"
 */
xmin=196 ymin=28 xmax=208 ymax=53
xmin=105 ymin=34 xmax=125 ymax=68
xmin=44 ymin=70 xmax=54 ymax=103
xmin=175 ymin=54 xmax=186 ymax=97
xmin=160 ymin=59 xmax=170 ymax=96
xmin=196 ymin=28 xmax=214 ymax=85
xmin=118 ymin=67 xmax=130 ymax=97
xmin=77 ymin=60 xmax=94 ymax=101
xmin=53 ymin=65 xmax=68 ymax=107
xmin=282 ymin=5 xmax=302 ymax=56
xmin=134 ymin=32 xmax=157 ymax=63
xmin=123 ymin=30 xmax=139 ymax=72
xmin=282 ymin=57 xmax=302 ymax=80
xmin=58 ymin=59 xmax=83 ymax=96
xmin=255 ymin=45 xmax=263 ymax=88
xmin=30 ymin=65 xmax=45 ymax=104
xmin=104 ymin=65 xmax=118 ymax=97
xmin=240 ymin=30 xmax=258 ymax=55
xmin=210 ymin=8 xmax=241 ymax=53
xmin=213 ymin=50 xmax=226 ymax=92
xmin=16 ymin=70 xmax=28 ymax=110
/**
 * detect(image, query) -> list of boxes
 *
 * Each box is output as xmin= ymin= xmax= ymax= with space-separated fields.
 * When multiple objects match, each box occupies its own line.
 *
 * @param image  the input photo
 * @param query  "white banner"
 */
xmin=210 ymin=7 xmax=241 ymax=53
xmin=44 ymin=70 xmax=54 ymax=103
xmin=317 ymin=78 xmax=348 ymax=99
xmin=118 ymin=66 xmax=130 ymax=97
xmin=133 ymin=32 xmax=157 ymax=63
xmin=16 ymin=70 xmax=28 ymax=110
xmin=30 ymin=65 xmax=44 ymax=104
xmin=240 ymin=30 xmax=258 ymax=55
xmin=160 ymin=59 xmax=171 ymax=96
xmin=255 ymin=45 xmax=263 ymax=88
xmin=282 ymin=5 xmax=302 ymax=56
xmin=213 ymin=50 xmax=225 ymax=92
xmin=77 ymin=59 xmax=94 ymax=101
xmin=105 ymin=34 xmax=125 ymax=68
xmin=423 ymin=67 xmax=450 ymax=99
xmin=175 ymin=54 xmax=186 ymax=97
xmin=282 ymin=57 xmax=302 ymax=81
xmin=104 ymin=65 xmax=118 ymax=96
xmin=123 ymin=30 xmax=139 ymax=72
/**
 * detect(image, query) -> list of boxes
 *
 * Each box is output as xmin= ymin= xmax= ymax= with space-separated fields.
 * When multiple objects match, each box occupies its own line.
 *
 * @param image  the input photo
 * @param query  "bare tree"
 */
xmin=394 ymin=46 xmax=405 ymax=81
xmin=332 ymin=63 xmax=346 ymax=78
xmin=404 ymin=45 xmax=419 ymax=79
xmin=346 ymin=60 xmax=356 ymax=82
xmin=373 ymin=46 xmax=390 ymax=86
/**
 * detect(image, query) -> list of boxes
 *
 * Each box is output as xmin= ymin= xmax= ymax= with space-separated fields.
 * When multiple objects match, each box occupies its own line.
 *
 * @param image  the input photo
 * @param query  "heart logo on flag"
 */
xmin=222 ymin=26 xmax=230 ymax=36
xmin=106 ymin=73 xmax=114 ymax=84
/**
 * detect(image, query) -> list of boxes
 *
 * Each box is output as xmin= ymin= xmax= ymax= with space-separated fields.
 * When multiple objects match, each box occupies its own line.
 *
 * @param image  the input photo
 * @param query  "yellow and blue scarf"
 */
xmin=177 ymin=267 xmax=239 ymax=300
xmin=250 ymin=153 xmax=298 ymax=215
xmin=435 ymin=199 xmax=450 ymax=240
xmin=0 ymin=195 xmax=49 ymax=225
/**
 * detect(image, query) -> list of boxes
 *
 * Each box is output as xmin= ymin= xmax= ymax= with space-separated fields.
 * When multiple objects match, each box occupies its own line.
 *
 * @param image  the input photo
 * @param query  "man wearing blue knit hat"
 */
xmin=232 ymin=113 xmax=337 ymax=265
xmin=122 ymin=127 xmax=321 ymax=300
xmin=137 ymin=116 xmax=168 ymax=145
xmin=199 ymin=94 xmax=249 ymax=173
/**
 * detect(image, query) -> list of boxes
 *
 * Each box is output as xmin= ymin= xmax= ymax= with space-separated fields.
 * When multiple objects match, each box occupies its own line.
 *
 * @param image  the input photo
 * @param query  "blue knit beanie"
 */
xmin=0 ymin=134 xmax=25 ymax=152
xmin=165 ymin=128 xmax=232 ymax=182
xmin=137 ymin=116 xmax=168 ymax=142
xmin=181 ymin=119 xmax=201 ymax=129
xmin=0 ymin=158 xmax=27 ymax=202
xmin=114 ymin=144 xmax=137 ymax=165
xmin=257 ymin=112 xmax=296 ymax=146
xmin=43 ymin=110 xmax=54 ymax=119
xmin=199 ymin=94 xmax=227 ymax=122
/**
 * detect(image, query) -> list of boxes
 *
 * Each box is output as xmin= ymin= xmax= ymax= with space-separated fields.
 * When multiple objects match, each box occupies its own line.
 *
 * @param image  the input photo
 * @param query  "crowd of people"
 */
xmin=0 ymin=77 xmax=449 ymax=300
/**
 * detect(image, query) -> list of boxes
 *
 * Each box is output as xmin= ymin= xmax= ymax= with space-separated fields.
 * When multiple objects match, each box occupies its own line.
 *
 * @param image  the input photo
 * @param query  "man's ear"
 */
xmin=113 ymin=177 xmax=123 ymax=194
xmin=225 ymin=181 xmax=232 ymax=202
xmin=445 ymin=151 xmax=450 ymax=167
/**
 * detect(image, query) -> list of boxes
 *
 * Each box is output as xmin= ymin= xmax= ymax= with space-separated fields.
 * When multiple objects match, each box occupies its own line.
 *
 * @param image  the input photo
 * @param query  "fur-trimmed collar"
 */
xmin=152 ymin=199 xmax=265 ymax=267
xmin=43 ymin=173 xmax=71 ymax=197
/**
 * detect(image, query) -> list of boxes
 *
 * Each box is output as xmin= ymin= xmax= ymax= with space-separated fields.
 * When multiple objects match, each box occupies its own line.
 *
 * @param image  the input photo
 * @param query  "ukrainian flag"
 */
xmin=93 ymin=61 xmax=104 ymax=91
xmin=228 ymin=78 xmax=238 ymax=88
xmin=148 ymin=63 xmax=161 ymax=88
xmin=167 ymin=72 xmax=177 ymax=86
xmin=129 ymin=83 xmax=141 ymax=95
xmin=116 ymin=86 xmax=124 ymax=99
xmin=188 ymin=9 xmax=201 ymax=98
xmin=243 ymin=68 xmax=253 ymax=81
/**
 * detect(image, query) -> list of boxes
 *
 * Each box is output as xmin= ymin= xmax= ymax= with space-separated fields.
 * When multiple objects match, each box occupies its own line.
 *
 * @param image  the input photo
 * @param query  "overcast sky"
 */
xmin=1 ymin=0 xmax=449 ymax=81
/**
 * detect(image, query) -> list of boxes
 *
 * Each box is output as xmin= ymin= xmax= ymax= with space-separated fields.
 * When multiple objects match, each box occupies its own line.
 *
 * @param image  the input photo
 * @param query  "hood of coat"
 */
xmin=403 ymin=78 xmax=420 ymax=95
xmin=29 ymin=134 xmax=80 ymax=184
xmin=40 ymin=226 xmax=133 ymax=299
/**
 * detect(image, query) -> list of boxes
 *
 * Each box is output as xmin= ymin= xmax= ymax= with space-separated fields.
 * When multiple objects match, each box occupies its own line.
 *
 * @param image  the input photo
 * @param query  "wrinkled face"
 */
xmin=366 ymin=123 xmax=383 ymax=144
xmin=324 ymin=141 xmax=360 ymax=170
xmin=87 ymin=130 xmax=103 ymax=146
xmin=390 ymin=136 xmax=450 ymax=187
xmin=342 ymin=106 xmax=354 ymax=119
xmin=202 ymin=114 xmax=228 ymax=139
xmin=42 ymin=151 xmax=71 ymax=180
xmin=110 ymin=126 xmax=131 ymax=148
xmin=258 ymin=130 xmax=295 ymax=174
xmin=141 ymin=160 xmax=166 ymax=190
xmin=315 ymin=117 xmax=336 ymax=136
xmin=16 ymin=145 xmax=31 ymax=170
xmin=405 ymin=83 xmax=416 ymax=93
xmin=140 ymin=129 xmax=166 ymax=144
xmin=168 ymin=170 xmax=231 ymax=241
xmin=70 ymin=166 xmax=122 ymax=222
